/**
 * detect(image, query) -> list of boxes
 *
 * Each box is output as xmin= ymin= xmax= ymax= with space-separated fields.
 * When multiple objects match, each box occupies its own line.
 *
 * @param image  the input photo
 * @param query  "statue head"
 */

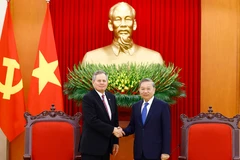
xmin=108 ymin=2 xmax=137 ymax=46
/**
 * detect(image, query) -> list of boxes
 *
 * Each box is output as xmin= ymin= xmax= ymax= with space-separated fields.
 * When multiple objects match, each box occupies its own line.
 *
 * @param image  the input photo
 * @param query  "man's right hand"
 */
xmin=113 ymin=127 xmax=125 ymax=138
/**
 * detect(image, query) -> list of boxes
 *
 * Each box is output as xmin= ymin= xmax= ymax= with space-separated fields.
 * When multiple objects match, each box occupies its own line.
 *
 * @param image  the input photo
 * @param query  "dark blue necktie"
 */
xmin=142 ymin=102 xmax=149 ymax=124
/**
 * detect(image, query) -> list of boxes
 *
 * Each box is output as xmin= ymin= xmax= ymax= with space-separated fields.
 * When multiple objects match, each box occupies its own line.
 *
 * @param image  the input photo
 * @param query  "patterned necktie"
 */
xmin=142 ymin=102 xmax=149 ymax=124
xmin=102 ymin=95 xmax=110 ymax=119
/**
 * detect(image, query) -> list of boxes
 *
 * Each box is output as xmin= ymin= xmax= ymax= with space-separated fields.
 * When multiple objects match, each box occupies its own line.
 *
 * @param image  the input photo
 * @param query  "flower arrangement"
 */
xmin=64 ymin=63 xmax=186 ymax=107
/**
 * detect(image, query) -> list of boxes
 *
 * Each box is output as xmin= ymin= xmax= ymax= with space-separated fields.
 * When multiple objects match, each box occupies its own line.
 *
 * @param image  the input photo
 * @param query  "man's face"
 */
xmin=92 ymin=73 xmax=108 ymax=93
xmin=139 ymin=81 xmax=155 ymax=102
xmin=111 ymin=5 xmax=135 ymax=41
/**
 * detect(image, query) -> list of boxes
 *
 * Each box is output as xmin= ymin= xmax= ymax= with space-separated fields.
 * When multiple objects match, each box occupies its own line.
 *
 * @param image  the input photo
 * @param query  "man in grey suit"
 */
xmin=123 ymin=78 xmax=171 ymax=160
xmin=80 ymin=70 xmax=124 ymax=160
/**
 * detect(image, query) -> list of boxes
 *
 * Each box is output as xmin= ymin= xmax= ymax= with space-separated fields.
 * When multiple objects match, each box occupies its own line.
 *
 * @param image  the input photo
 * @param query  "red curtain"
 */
xmin=50 ymin=0 xmax=201 ymax=159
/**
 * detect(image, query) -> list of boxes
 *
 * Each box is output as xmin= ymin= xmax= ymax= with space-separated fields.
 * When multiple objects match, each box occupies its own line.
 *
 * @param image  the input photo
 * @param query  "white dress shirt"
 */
xmin=96 ymin=90 xmax=112 ymax=120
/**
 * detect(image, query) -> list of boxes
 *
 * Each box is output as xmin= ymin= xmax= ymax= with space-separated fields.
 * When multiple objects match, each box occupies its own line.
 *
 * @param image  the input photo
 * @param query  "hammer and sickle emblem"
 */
xmin=0 ymin=57 xmax=23 ymax=100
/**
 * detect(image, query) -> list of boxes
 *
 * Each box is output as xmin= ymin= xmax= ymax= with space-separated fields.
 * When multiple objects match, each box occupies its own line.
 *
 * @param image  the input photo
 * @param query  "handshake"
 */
xmin=113 ymin=126 xmax=125 ymax=138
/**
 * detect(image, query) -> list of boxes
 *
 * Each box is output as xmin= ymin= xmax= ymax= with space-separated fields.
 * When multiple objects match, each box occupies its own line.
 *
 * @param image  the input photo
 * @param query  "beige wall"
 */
xmin=0 ymin=0 xmax=8 ymax=160
xmin=201 ymin=0 xmax=240 ymax=116
xmin=0 ymin=0 xmax=7 ymax=38
xmin=4 ymin=0 xmax=240 ymax=160
xmin=0 ymin=130 xmax=8 ymax=160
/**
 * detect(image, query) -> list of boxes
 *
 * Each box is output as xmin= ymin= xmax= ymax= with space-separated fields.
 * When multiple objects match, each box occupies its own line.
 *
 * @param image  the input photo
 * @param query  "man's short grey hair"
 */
xmin=109 ymin=2 xmax=136 ymax=20
xmin=92 ymin=70 xmax=108 ymax=81
xmin=139 ymin=78 xmax=155 ymax=88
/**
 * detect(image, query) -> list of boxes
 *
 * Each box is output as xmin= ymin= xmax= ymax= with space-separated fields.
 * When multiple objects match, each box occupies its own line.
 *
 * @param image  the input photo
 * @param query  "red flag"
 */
xmin=28 ymin=2 xmax=64 ymax=115
xmin=0 ymin=3 xmax=25 ymax=141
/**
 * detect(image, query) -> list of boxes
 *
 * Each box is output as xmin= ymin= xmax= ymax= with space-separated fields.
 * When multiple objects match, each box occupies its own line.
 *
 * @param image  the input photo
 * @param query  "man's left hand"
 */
xmin=161 ymin=153 xmax=170 ymax=160
xmin=112 ymin=144 xmax=119 ymax=156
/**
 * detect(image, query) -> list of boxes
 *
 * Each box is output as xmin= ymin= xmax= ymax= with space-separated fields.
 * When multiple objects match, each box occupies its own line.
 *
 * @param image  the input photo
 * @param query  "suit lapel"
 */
xmin=137 ymin=100 xmax=144 ymax=126
xmin=92 ymin=90 xmax=110 ymax=120
xmin=105 ymin=92 xmax=114 ymax=118
xmin=144 ymin=98 xmax=156 ymax=126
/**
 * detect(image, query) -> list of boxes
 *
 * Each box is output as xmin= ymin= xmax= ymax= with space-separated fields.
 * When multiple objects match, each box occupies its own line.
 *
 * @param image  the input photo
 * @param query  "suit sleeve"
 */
xmin=82 ymin=94 xmax=114 ymax=138
xmin=123 ymin=104 xmax=136 ymax=136
xmin=161 ymin=102 xmax=171 ymax=154
xmin=112 ymin=95 xmax=119 ymax=144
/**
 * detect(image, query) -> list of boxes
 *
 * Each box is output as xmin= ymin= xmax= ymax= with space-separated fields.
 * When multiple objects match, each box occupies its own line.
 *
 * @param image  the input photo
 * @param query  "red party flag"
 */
xmin=0 ymin=2 xmax=26 ymax=141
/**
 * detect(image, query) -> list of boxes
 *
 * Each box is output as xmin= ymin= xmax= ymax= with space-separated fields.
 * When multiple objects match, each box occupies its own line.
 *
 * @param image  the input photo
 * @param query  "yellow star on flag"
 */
xmin=32 ymin=51 xmax=61 ymax=94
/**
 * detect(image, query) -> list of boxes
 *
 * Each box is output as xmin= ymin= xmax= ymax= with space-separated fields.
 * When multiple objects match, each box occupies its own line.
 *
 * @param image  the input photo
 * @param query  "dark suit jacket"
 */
xmin=124 ymin=97 xmax=171 ymax=159
xmin=80 ymin=90 xmax=119 ymax=155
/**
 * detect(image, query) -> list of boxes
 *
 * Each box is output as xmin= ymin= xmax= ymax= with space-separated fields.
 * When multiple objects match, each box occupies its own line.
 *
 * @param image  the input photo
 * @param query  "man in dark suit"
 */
xmin=123 ymin=78 xmax=171 ymax=160
xmin=80 ymin=70 xmax=124 ymax=160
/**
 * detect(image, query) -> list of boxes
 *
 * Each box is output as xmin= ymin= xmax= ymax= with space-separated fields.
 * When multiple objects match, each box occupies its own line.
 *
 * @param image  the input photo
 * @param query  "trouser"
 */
xmin=81 ymin=153 xmax=110 ymax=160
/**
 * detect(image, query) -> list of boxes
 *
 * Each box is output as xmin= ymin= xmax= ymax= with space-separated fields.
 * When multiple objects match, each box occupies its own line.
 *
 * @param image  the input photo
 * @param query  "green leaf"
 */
xmin=63 ymin=63 xmax=186 ymax=107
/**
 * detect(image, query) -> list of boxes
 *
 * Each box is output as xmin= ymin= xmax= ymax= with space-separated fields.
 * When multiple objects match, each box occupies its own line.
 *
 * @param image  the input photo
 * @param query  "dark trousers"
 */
xmin=135 ymin=152 xmax=159 ymax=160
xmin=135 ymin=158 xmax=158 ymax=160
xmin=81 ymin=153 xmax=110 ymax=160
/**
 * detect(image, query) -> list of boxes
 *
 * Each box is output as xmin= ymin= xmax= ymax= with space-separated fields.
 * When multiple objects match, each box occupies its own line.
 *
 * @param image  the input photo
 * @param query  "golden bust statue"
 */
xmin=82 ymin=2 xmax=163 ymax=65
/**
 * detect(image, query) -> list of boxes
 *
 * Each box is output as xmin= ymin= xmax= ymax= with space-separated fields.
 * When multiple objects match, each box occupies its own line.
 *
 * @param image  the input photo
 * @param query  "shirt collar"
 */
xmin=95 ymin=90 xmax=105 ymax=98
xmin=143 ymin=96 xmax=154 ymax=106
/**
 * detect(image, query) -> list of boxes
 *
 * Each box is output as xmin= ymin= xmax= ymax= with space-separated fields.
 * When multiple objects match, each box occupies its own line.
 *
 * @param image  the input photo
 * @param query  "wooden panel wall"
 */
xmin=201 ymin=0 xmax=240 ymax=116
xmin=9 ymin=0 xmax=45 ymax=160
